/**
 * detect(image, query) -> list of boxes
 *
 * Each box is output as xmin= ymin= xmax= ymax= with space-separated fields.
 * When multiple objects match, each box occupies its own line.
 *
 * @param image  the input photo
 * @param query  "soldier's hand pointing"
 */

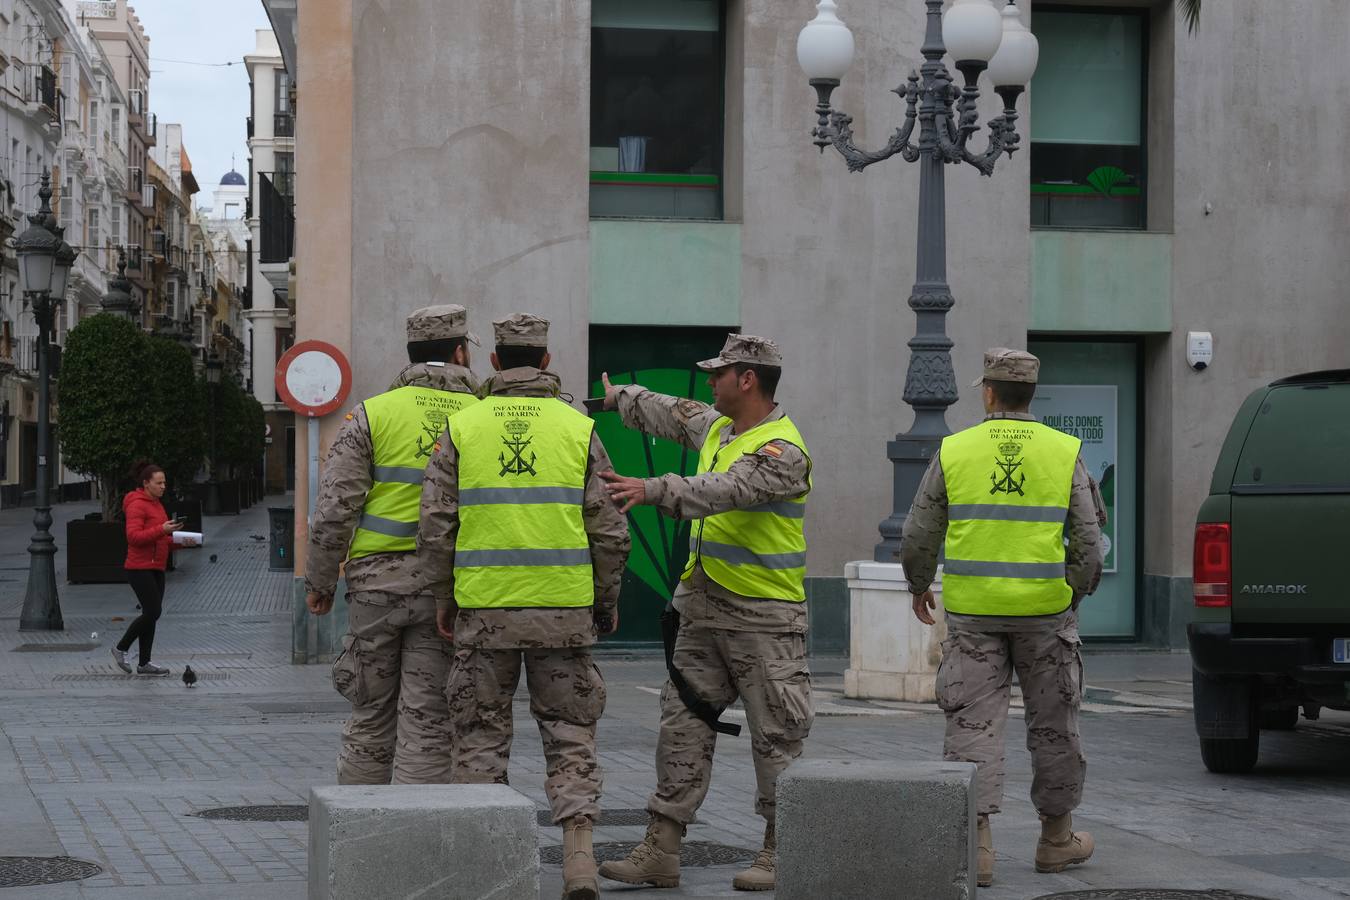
xmin=912 ymin=590 xmax=936 ymax=626
xmin=600 ymin=470 xmax=646 ymax=513
xmin=601 ymin=372 xmax=620 ymax=411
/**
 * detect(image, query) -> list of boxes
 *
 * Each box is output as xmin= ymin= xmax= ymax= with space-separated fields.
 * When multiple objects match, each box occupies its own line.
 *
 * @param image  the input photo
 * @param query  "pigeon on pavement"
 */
xmin=209 ymin=554 xmax=218 ymax=563
xmin=182 ymin=665 xmax=198 ymax=688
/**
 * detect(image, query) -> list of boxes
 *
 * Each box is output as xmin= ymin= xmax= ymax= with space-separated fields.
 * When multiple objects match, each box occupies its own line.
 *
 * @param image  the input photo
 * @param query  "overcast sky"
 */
xmin=128 ymin=0 xmax=273 ymax=208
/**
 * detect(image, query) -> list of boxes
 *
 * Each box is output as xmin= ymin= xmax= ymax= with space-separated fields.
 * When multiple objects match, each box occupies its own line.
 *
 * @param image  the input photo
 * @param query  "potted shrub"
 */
xmin=57 ymin=314 xmax=151 ymax=583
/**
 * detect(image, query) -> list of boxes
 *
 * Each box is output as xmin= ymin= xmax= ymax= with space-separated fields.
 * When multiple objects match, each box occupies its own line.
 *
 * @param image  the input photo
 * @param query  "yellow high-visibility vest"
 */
xmin=683 ymin=416 xmax=811 ymax=601
xmin=939 ymin=418 xmax=1080 ymax=616
xmin=450 ymin=396 xmax=594 ymax=608
xmin=348 ymin=385 xmax=478 ymax=559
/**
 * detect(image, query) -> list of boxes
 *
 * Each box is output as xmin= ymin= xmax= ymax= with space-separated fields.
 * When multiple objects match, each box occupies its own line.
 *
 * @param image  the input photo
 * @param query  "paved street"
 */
xmin=1 ymin=500 xmax=1349 ymax=898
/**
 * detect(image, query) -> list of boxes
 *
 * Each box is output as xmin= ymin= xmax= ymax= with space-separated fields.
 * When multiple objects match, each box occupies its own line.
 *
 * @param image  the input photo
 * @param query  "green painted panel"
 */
xmin=590 ymin=220 xmax=740 ymax=326
xmin=1030 ymin=231 xmax=1172 ymax=333
xmin=588 ymin=326 xmax=729 ymax=645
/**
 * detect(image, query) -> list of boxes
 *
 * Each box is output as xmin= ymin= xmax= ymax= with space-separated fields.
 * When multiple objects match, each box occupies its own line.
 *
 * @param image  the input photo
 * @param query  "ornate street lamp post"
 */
xmin=100 ymin=249 xmax=140 ymax=320
xmin=18 ymin=170 xmax=78 ymax=631
xmin=798 ymin=0 xmax=1038 ymax=562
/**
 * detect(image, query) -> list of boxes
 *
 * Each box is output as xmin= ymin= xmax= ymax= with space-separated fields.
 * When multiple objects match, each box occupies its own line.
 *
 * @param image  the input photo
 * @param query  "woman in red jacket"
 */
xmin=112 ymin=461 xmax=186 ymax=676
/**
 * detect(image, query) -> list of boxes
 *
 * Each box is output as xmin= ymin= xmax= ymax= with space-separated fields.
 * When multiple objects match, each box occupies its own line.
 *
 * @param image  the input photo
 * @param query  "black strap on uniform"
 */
xmin=660 ymin=605 xmax=742 ymax=737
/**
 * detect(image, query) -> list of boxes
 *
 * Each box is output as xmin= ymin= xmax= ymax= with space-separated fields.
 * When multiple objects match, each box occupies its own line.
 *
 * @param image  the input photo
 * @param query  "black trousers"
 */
xmin=116 ymin=569 xmax=166 ymax=666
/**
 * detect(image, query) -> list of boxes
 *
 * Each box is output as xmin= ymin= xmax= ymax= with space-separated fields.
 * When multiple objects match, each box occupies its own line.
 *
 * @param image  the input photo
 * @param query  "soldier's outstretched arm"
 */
xmin=603 ymin=372 xmax=720 ymax=451
xmin=304 ymin=406 xmax=374 ymax=598
xmin=584 ymin=433 xmax=631 ymax=629
xmin=417 ymin=430 xmax=462 ymax=608
xmin=637 ymin=439 xmax=809 ymax=520
xmin=1065 ymin=456 xmax=1104 ymax=602
xmin=900 ymin=455 xmax=947 ymax=596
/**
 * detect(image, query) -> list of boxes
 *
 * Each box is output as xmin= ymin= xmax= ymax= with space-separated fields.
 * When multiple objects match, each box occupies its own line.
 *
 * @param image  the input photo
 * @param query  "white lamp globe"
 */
xmin=986 ymin=2 xmax=1039 ymax=86
xmin=797 ymin=0 xmax=855 ymax=81
xmin=943 ymin=0 xmax=1004 ymax=65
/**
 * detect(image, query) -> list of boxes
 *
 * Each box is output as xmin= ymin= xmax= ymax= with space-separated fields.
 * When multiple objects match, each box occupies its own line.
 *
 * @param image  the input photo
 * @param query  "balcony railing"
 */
xmin=259 ymin=172 xmax=295 ymax=264
xmin=274 ymin=113 xmax=294 ymax=138
xmin=38 ymin=65 xmax=58 ymax=115
xmin=152 ymin=231 xmax=167 ymax=257
xmin=76 ymin=0 xmax=116 ymax=17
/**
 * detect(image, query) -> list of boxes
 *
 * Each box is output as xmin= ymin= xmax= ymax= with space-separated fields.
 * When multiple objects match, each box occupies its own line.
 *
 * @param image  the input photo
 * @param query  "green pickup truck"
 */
xmin=1189 ymin=370 xmax=1350 ymax=773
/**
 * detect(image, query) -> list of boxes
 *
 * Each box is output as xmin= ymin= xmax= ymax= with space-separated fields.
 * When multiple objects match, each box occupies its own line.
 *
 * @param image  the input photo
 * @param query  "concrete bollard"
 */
xmin=776 ymin=759 xmax=977 ymax=900
xmin=308 ymin=784 xmax=538 ymax=900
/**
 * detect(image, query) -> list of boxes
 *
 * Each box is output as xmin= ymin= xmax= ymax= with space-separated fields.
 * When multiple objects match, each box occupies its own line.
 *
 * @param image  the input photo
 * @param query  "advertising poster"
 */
xmin=1032 ymin=385 xmax=1118 ymax=572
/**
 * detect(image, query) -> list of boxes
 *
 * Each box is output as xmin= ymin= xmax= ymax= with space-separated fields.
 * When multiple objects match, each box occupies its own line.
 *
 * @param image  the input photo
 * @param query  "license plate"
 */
xmin=1335 ymin=639 xmax=1350 ymax=664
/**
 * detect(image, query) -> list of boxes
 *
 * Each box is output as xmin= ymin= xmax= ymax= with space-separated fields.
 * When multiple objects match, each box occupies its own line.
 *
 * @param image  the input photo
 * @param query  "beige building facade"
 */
xmin=283 ymin=0 xmax=1350 ymax=648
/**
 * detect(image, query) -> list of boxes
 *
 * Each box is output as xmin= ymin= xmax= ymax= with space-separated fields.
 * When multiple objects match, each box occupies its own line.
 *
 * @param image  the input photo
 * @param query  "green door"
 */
xmin=588 ymin=326 xmax=730 ymax=645
xmin=1028 ymin=340 xmax=1139 ymax=638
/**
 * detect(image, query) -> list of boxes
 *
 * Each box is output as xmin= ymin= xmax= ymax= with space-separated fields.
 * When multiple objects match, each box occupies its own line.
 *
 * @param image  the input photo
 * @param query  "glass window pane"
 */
xmin=590 ymin=0 xmax=724 ymax=220
xmin=1234 ymin=385 xmax=1350 ymax=488
xmin=1029 ymin=10 xmax=1146 ymax=230
xmin=1031 ymin=12 xmax=1142 ymax=146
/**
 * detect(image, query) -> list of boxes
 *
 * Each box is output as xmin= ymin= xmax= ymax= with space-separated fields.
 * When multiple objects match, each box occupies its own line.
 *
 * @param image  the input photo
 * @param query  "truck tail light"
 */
xmin=1194 ymin=523 xmax=1232 ymax=607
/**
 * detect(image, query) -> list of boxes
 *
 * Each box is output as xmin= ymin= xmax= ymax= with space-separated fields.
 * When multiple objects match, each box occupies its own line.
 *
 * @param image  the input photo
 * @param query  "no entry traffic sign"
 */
xmin=275 ymin=341 xmax=352 ymax=418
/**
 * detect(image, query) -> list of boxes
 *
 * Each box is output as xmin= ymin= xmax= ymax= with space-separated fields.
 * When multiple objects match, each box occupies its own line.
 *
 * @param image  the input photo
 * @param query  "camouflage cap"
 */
xmin=493 ymin=313 xmax=550 ymax=348
xmin=971 ymin=347 xmax=1039 ymax=386
xmin=406 ymin=304 xmax=480 ymax=346
xmin=696 ymin=334 xmax=783 ymax=371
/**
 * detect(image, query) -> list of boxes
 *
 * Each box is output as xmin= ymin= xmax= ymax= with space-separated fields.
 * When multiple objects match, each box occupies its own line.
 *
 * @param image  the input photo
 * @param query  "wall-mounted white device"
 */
xmin=1186 ymin=331 xmax=1213 ymax=371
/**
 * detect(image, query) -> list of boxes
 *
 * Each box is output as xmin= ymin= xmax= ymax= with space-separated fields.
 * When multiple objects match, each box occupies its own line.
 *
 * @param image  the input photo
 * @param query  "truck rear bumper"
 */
xmin=1188 ymin=623 xmax=1323 ymax=678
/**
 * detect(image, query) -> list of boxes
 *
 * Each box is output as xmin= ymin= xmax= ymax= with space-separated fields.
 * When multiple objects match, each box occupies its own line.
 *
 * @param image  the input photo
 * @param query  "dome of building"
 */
xmin=220 ymin=170 xmax=246 ymax=186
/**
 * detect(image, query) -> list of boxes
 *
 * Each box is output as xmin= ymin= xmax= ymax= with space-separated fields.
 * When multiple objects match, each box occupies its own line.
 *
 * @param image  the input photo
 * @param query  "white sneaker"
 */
xmin=136 ymin=662 xmax=169 ymax=676
xmin=111 ymin=648 xmax=132 ymax=674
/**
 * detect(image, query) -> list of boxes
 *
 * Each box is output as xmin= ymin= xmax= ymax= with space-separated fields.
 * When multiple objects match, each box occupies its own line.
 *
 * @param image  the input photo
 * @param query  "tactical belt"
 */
xmin=660 ymin=605 xmax=742 ymax=737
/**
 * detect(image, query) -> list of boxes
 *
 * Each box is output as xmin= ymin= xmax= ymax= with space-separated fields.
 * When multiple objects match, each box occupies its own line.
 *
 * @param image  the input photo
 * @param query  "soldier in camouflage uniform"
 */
xmin=902 ymin=348 xmax=1104 ymax=888
xmin=595 ymin=334 xmax=813 ymax=893
xmin=305 ymin=305 xmax=482 ymax=785
xmin=419 ymin=314 xmax=629 ymax=900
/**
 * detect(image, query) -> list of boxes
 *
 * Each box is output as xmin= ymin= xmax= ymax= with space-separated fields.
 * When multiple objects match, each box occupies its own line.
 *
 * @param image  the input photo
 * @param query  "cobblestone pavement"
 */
xmin=2 ymin=500 xmax=1349 ymax=898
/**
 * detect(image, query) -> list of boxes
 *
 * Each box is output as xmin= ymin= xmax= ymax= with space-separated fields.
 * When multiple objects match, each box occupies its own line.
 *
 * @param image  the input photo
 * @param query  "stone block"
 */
xmin=309 ymin=784 xmax=538 ymax=900
xmin=776 ymin=759 xmax=977 ymax=900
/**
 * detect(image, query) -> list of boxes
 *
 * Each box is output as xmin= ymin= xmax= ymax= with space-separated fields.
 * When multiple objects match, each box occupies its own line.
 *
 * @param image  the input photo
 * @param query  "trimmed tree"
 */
xmin=210 ymin=375 xmax=265 ymax=479
xmin=142 ymin=336 xmax=207 ymax=495
xmin=57 ymin=314 xmax=153 ymax=521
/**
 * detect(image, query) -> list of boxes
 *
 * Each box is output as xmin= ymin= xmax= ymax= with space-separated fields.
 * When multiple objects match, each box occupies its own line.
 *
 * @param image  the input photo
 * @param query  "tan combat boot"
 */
xmin=597 ymin=813 xmax=683 ymax=888
xmin=1034 ymin=813 xmax=1094 ymax=874
xmin=976 ymin=814 xmax=994 ymax=887
xmin=731 ymin=822 xmax=775 ymax=891
xmin=561 ymin=815 xmax=599 ymax=900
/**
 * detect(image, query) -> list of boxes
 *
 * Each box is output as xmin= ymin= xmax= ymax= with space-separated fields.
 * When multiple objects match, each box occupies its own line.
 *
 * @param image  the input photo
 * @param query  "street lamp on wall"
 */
xmin=16 ymin=169 xmax=79 ymax=631
xmin=797 ymin=0 xmax=1037 ymax=562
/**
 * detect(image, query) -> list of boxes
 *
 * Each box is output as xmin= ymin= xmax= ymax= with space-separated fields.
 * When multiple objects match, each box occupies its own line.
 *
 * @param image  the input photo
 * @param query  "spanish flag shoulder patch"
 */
xmin=758 ymin=443 xmax=784 ymax=458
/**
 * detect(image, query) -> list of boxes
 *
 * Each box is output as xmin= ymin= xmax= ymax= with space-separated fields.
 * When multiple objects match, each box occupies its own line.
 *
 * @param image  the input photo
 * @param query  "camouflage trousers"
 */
xmin=937 ymin=610 xmax=1086 ymax=817
xmin=447 ymin=647 xmax=606 ymax=824
xmin=648 ymin=623 xmax=813 ymax=826
xmin=332 ymin=592 xmax=454 ymax=784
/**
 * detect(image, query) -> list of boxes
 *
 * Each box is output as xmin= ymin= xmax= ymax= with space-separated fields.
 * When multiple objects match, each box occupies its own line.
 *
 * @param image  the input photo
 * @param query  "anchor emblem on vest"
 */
xmin=415 ymin=415 xmax=448 ymax=460
xmin=990 ymin=441 xmax=1026 ymax=496
xmin=498 ymin=420 xmax=537 ymax=477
